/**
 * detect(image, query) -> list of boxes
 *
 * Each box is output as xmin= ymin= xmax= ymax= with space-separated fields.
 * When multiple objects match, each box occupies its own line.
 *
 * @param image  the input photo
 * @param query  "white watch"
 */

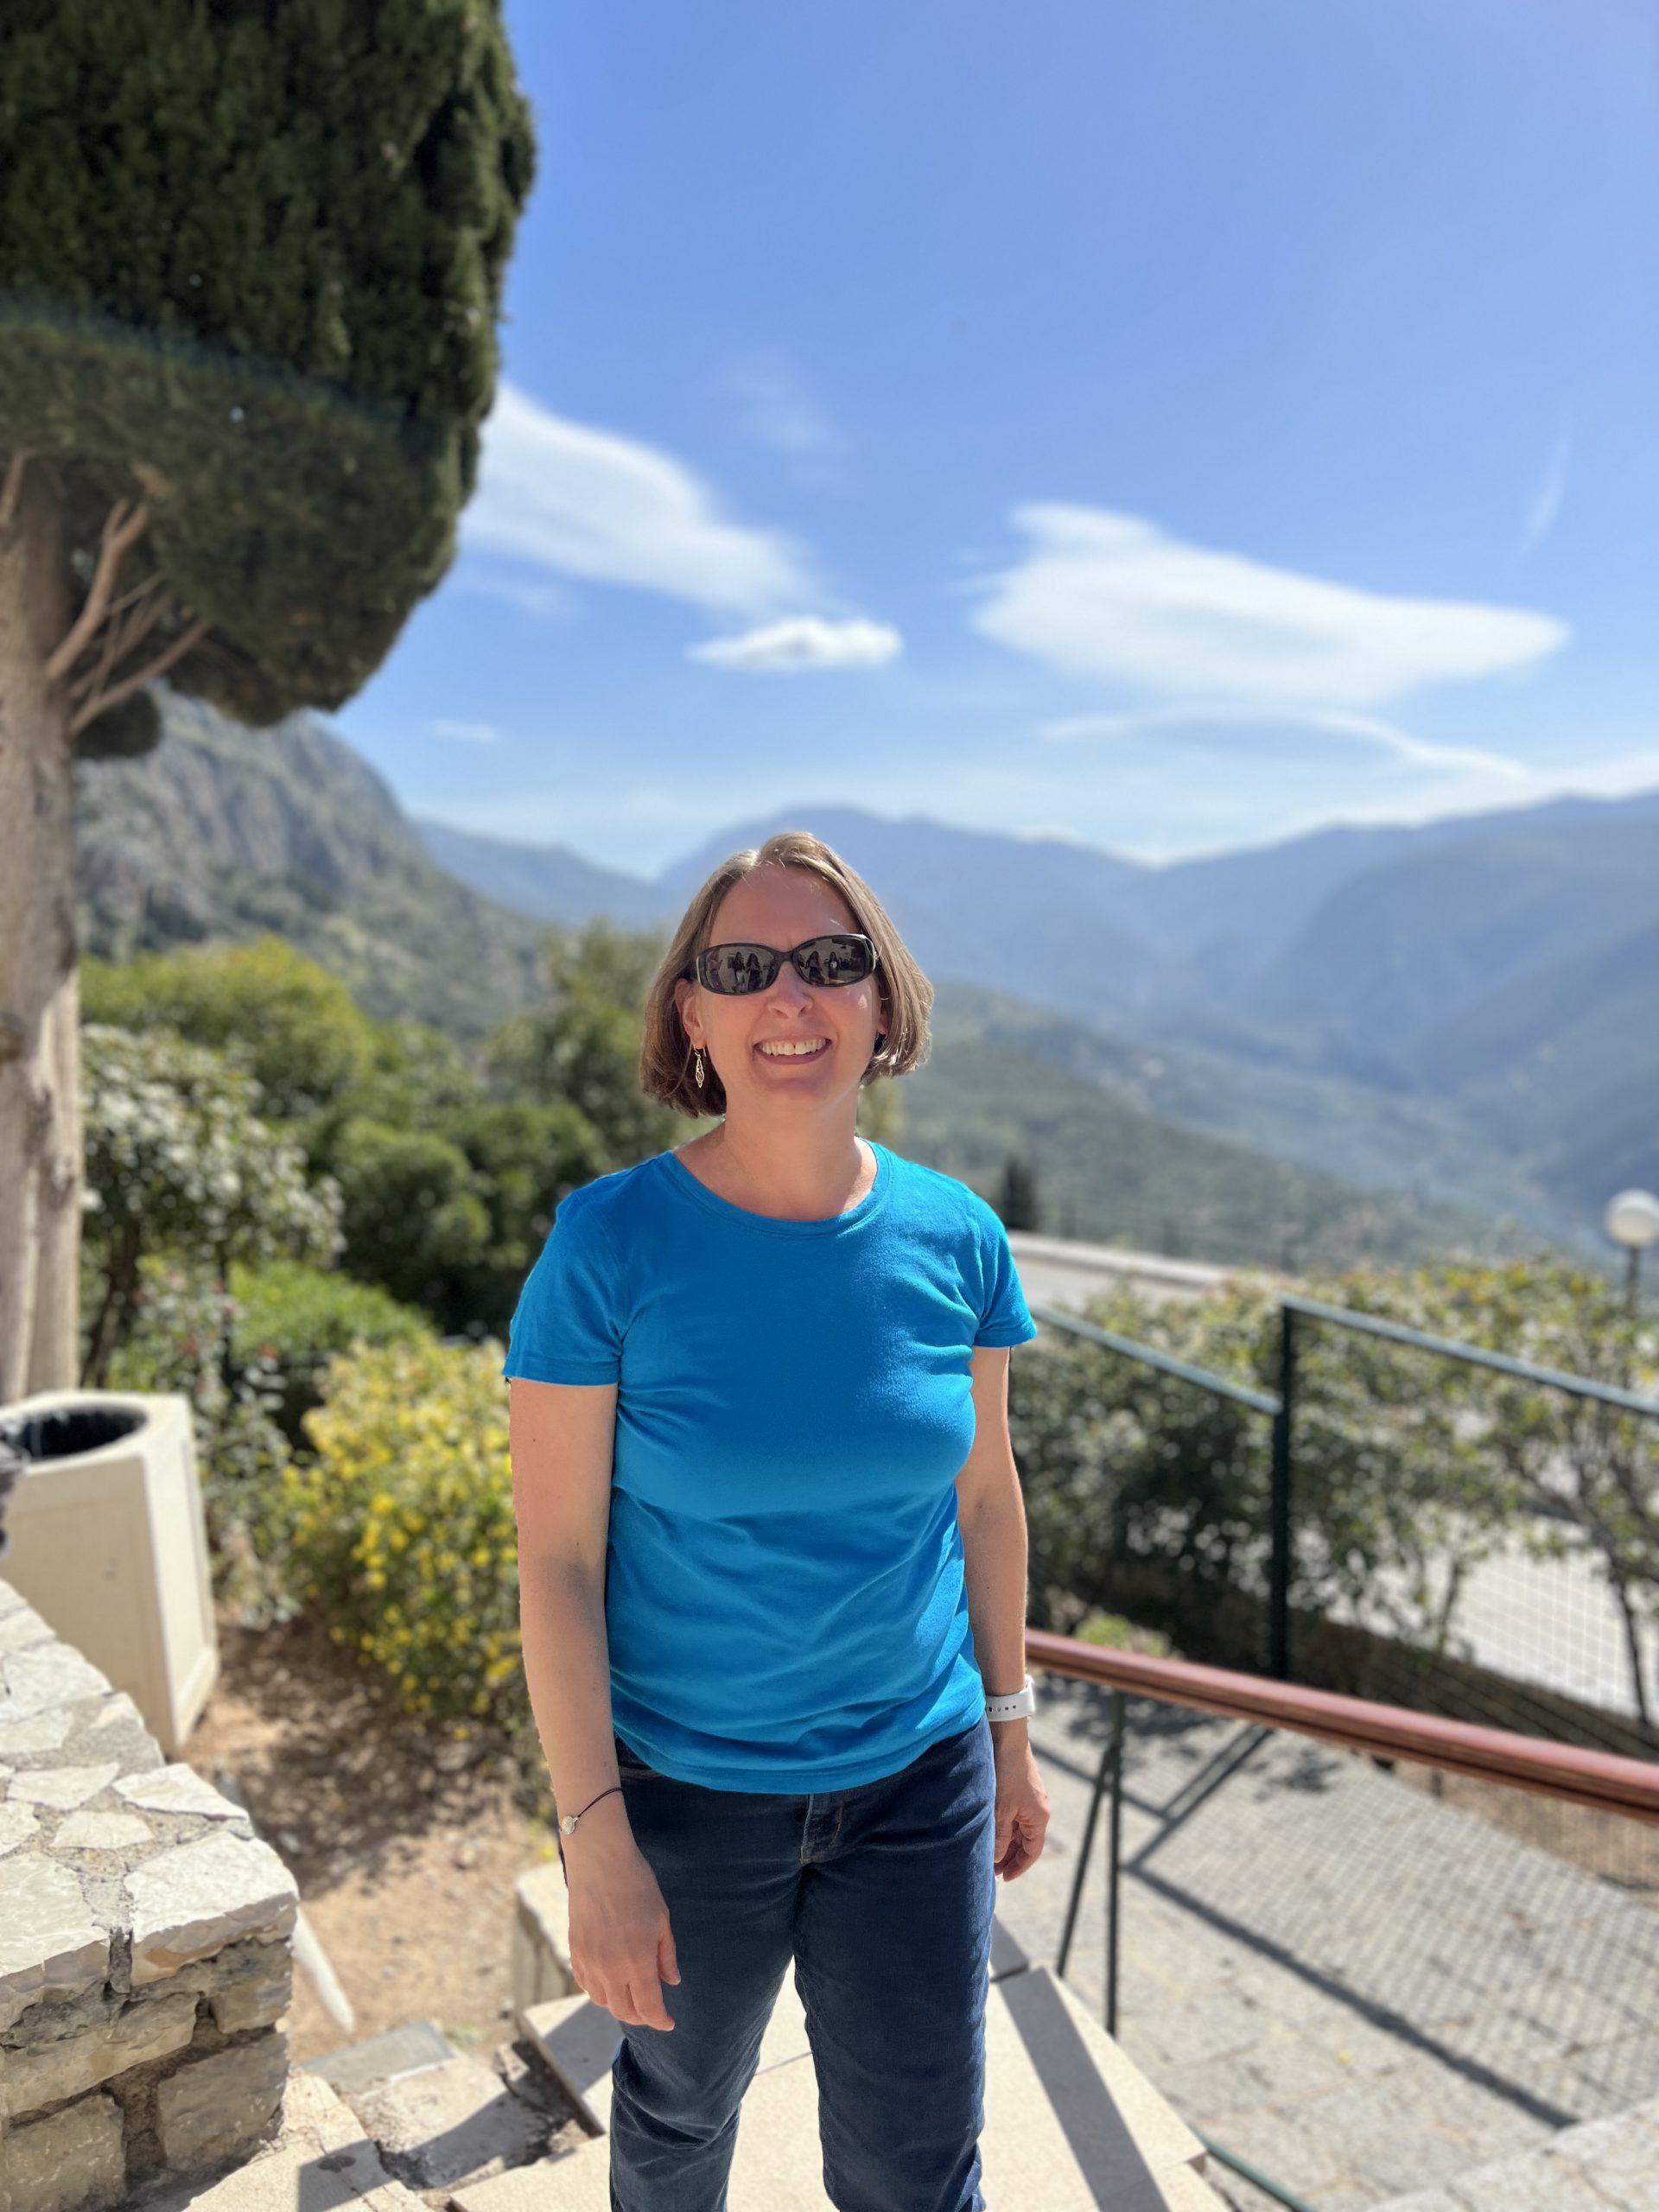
xmin=985 ymin=1672 xmax=1035 ymax=1722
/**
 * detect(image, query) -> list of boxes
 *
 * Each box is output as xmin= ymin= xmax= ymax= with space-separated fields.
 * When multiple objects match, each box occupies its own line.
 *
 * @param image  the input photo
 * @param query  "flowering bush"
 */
xmin=284 ymin=1337 xmax=524 ymax=1731
xmin=81 ymin=1024 xmax=341 ymax=1383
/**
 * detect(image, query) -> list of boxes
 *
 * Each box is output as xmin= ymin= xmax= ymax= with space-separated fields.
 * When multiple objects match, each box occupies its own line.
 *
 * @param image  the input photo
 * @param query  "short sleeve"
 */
xmin=973 ymin=1202 xmax=1039 ymax=1349
xmin=502 ymin=1189 xmax=626 ymax=1385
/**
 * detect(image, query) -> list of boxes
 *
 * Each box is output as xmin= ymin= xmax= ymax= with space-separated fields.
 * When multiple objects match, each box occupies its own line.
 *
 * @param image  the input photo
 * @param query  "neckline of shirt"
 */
xmin=659 ymin=1140 xmax=893 ymax=1235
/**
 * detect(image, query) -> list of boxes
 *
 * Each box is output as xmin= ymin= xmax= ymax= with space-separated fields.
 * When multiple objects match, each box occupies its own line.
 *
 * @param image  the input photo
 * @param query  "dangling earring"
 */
xmin=694 ymin=1048 xmax=706 ymax=1090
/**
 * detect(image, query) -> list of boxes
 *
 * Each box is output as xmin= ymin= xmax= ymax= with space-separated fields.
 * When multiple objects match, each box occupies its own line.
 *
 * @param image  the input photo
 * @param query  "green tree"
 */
xmin=0 ymin=1 xmax=533 ymax=1397
xmin=488 ymin=918 xmax=682 ymax=1167
xmin=79 ymin=1025 xmax=340 ymax=1385
xmin=82 ymin=937 xmax=379 ymax=1122
xmin=995 ymin=1151 xmax=1042 ymax=1232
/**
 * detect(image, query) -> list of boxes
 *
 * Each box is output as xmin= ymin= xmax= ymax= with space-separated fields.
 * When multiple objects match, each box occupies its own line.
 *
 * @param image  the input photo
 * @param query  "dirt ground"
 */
xmin=182 ymin=1601 xmax=562 ymax=2068
xmin=1389 ymin=1754 xmax=1659 ymax=1902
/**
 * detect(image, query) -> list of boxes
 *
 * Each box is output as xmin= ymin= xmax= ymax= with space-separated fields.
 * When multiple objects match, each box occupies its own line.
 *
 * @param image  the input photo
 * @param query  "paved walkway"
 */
xmin=1001 ymin=1678 xmax=1659 ymax=2211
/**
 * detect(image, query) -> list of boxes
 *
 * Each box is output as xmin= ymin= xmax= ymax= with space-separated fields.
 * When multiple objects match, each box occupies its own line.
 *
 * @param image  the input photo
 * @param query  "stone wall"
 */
xmin=0 ymin=1573 xmax=297 ymax=2212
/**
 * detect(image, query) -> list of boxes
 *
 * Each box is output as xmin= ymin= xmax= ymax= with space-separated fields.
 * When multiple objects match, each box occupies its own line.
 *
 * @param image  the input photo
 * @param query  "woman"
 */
xmin=504 ymin=830 xmax=1050 ymax=2212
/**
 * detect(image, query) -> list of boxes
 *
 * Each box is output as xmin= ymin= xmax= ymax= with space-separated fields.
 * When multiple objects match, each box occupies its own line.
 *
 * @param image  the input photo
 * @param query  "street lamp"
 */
xmin=1605 ymin=1188 xmax=1659 ymax=1309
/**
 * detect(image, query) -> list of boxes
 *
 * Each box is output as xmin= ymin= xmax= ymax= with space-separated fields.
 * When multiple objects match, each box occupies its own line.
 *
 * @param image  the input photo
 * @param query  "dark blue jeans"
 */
xmin=585 ymin=1713 xmax=996 ymax=2212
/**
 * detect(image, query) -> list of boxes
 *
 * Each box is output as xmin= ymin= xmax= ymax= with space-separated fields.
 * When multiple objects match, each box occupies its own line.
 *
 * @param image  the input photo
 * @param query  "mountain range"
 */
xmin=73 ymin=691 xmax=1656 ymax=1265
xmin=419 ymin=789 xmax=1659 ymax=1251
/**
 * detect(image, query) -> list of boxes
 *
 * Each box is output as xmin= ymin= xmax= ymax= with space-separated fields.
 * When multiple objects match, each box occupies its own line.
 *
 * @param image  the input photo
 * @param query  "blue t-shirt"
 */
xmin=501 ymin=1140 xmax=1038 ymax=1793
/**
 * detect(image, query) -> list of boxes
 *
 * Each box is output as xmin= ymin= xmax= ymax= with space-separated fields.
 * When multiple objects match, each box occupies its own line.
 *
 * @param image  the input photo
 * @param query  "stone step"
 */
xmin=298 ymin=2016 xmax=458 ymax=2099
xmin=1375 ymin=2091 xmax=1659 ymax=2212
xmin=127 ymin=2069 xmax=427 ymax=2212
xmin=340 ymin=2047 xmax=559 ymax=2192
xmin=512 ymin=1962 xmax=1226 ymax=2211
xmin=450 ymin=2138 xmax=613 ymax=2212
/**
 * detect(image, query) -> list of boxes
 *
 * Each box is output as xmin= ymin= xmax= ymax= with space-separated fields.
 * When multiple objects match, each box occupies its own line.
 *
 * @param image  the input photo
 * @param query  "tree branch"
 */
xmin=0 ymin=451 xmax=28 ymax=535
xmin=67 ymin=581 xmax=173 ymax=709
xmin=69 ymin=613 xmax=208 ymax=737
xmin=45 ymin=496 xmax=152 ymax=683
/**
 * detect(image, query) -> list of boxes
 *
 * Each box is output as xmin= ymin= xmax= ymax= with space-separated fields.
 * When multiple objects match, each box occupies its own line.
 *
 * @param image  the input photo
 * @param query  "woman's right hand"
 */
xmin=565 ymin=1814 xmax=682 ymax=2031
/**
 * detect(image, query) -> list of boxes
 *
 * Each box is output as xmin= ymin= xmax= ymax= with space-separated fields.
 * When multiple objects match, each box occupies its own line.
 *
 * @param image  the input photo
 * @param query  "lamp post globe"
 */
xmin=1604 ymin=1188 xmax=1659 ymax=1307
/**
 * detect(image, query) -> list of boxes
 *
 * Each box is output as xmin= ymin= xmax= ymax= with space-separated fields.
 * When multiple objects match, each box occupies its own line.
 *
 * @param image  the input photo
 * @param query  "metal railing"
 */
xmin=1030 ymin=1627 xmax=1659 ymax=2212
xmin=1027 ymin=1294 xmax=1659 ymax=1733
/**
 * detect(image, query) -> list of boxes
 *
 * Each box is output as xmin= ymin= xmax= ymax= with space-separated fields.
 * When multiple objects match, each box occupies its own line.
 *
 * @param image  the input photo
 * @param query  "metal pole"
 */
xmin=1104 ymin=1688 xmax=1125 ymax=2037
xmin=1268 ymin=1305 xmax=1296 ymax=1681
xmin=1056 ymin=1723 xmax=1111 ymax=1981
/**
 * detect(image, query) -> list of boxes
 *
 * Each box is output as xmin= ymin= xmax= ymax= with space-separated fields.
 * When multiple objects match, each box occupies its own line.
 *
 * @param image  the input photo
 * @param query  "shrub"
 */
xmin=82 ymin=938 xmax=380 ymax=1122
xmin=80 ymin=1023 xmax=341 ymax=1384
xmin=103 ymin=1259 xmax=298 ymax=1626
xmin=285 ymin=1338 xmax=524 ymax=1731
xmin=228 ymin=1257 xmax=430 ymax=1443
xmin=1009 ymin=1257 xmax=1659 ymax=1711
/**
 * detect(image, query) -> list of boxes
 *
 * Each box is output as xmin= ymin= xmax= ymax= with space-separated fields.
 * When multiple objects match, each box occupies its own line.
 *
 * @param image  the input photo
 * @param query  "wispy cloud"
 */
xmin=429 ymin=718 xmax=501 ymax=745
xmin=1042 ymin=704 xmax=1528 ymax=780
xmin=728 ymin=351 xmax=846 ymax=480
xmin=1516 ymin=429 xmax=1573 ymax=560
xmin=463 ymin=380 xmax=813 ymax=613
xmin=451 ymin=569 xmax=575 ymax=622
xmin=689 ymin=616 xmax=902 ymax=672
xmin=974 ymin=505 xmax=1568 ymax=708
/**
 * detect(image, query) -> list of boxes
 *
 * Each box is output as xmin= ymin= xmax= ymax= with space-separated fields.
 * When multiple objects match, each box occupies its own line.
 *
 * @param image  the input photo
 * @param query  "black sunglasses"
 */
xmin=683 ymin=931 xmax=879 ymax=995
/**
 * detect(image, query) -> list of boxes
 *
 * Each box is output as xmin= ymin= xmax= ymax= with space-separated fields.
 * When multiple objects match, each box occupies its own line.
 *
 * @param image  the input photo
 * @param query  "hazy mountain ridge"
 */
xmin=78 ymin=693 xmax=548 ymax=1039
xmin=70 ymin=701 xmax=1521 ymax=1268
xmin=418 ymin=784 xmax=1659 ymax=1241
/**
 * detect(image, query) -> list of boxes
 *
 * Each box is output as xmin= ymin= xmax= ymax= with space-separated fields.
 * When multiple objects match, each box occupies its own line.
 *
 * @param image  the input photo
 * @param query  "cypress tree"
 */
xmin=0 ymin=1 xmax=535 ymax=1395
xmin=996 ymin=1152 xmax=1042 ymax=1234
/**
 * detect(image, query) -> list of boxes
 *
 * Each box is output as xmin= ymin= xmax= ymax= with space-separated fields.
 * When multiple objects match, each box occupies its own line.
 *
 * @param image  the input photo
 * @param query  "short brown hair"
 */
xmin=639 ymin=830 xmax=934 ymax=1119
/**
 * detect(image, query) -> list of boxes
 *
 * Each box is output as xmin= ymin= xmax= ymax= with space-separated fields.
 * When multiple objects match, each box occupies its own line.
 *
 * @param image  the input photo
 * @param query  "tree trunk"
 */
xmin=0 ymin=461 xmax=82 ymax=1402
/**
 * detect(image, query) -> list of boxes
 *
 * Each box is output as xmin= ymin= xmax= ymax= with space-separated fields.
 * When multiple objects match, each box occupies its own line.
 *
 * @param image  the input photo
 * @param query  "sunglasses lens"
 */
xmin=797 ymin=935 xmax=874 ymax=986
xmin=702 ymin=945 xmax=774 ymax=994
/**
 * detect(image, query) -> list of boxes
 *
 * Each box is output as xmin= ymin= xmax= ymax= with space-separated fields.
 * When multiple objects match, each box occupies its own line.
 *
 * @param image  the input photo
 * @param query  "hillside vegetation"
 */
xmin=78 ymin=692 xmax=548 ymax=1039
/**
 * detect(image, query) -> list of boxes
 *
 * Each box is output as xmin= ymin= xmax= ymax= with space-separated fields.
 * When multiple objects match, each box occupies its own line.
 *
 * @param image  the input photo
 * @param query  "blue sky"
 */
xmin=335 ymin=0 xmax=1659 ymax=876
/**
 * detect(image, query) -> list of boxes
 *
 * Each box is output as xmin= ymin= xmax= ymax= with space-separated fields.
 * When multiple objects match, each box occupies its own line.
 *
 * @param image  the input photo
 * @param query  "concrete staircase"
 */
xmin=131 ymin=1915 xmax=1226 ymax=2212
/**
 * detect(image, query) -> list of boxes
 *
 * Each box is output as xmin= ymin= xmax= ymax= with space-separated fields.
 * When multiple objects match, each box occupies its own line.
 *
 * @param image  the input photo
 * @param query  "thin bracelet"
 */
xmin=559 ymin=1783 xmax=623 ymax=1835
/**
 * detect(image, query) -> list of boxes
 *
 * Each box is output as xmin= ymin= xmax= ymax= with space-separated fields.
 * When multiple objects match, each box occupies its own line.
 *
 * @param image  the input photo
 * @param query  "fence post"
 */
xmin=1268 ymin=1304 xmax=1296 ymax=1680
xmin=1105 ymin=1688 xmax=1125 ymax=2037
xmin=1057 ymin=1725 xmax=1110 ymax=1983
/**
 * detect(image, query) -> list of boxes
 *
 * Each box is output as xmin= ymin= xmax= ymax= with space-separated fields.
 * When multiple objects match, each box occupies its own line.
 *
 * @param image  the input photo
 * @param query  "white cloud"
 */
xmin=689 ymin=616 xmax=903 ymax=672
xmin=728 ymin=352 xmax=845 ymax=472
xmin=452 ymin=569 xmax=575 ymax=621
xmin=1042 ymin=704 xmax=1528 ymax=780
xmin=1516 ymin=430 xmax=1572 ymax=560
xmin=974 ymin=505 xmax=1568 ymax=709
xmin=463 ymin=380 xmax=813 ymax=613
xmin=429 ymin=718 xmax=500 ymax=745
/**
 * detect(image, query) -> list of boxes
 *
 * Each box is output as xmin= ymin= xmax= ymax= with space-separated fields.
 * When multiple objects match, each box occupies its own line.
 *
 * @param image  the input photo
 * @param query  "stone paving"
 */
xmin=1382 ymin=2094 xmax=1659 ymax=2212
xmin=999 ymin=1675 xmax=1659 ymax=2212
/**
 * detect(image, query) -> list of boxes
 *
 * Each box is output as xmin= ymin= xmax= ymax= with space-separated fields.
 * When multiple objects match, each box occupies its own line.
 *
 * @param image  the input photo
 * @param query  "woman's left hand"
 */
xmin=991 ymin=1731 xmax=1051 ymax=1881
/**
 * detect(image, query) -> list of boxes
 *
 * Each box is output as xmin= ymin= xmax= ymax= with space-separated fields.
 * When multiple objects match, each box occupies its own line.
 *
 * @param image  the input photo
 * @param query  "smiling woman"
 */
xmin=639 ymin=830 xmax=932 ymax=1128
xmin=503 ymin=828 xmax=1048 ymax=2212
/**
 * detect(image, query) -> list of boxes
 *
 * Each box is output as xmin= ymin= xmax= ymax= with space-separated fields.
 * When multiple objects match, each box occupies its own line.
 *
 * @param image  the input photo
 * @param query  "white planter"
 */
xmin=0 ymin=1389 xmax=219 ymax=1754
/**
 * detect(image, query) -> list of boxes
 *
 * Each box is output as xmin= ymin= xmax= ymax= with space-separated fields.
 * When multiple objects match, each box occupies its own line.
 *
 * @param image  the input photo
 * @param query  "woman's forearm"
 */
xmin=958 ymin=1487 xmax=1032 ymax=1747
xmin=518 ymin=1555 xmax=634 ymax=1853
